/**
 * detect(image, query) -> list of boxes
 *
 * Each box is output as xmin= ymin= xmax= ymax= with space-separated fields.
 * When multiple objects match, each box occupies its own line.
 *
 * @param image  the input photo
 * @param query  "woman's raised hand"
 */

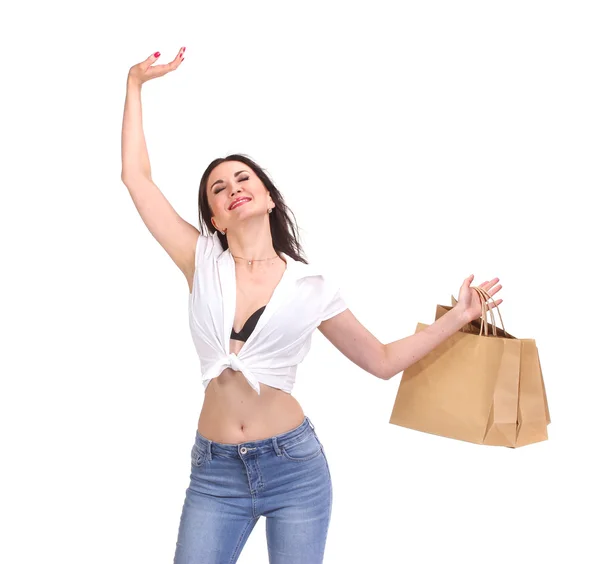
xmin=127 ymin=47 xmax=186 ymax=86
xmin=456 ymin=275 xmax=503 ymax=323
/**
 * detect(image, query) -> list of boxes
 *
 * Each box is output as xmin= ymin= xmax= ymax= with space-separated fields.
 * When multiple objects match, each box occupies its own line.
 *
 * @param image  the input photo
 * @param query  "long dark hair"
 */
xmin=198 ymin=154 xmax=308 ymax=264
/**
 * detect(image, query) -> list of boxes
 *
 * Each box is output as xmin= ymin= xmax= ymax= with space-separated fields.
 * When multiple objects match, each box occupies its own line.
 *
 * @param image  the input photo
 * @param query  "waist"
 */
xmin=198 ymin=369 xmax=305 ymax=443
xmin=195 ymin=415 xmax=317 ymax=453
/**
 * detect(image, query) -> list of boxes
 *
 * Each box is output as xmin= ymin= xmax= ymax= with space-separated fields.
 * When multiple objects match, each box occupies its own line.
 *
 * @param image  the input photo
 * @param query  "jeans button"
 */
xmin=240 ymin=447 xmax=247 ymax=454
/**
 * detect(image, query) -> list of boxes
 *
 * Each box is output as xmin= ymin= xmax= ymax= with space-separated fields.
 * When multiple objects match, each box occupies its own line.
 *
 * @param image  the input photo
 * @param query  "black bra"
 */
xmin=230 ymin=305 xmax=267 ymax=342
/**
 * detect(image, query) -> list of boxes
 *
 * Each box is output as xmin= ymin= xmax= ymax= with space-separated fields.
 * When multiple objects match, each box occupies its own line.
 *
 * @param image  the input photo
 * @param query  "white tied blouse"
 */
xmin=188 ymin=231 xmax=348 ymax=395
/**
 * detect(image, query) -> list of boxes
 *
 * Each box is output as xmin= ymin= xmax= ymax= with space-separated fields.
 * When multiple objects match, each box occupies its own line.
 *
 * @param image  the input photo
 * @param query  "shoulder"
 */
xmin=194 ymin=230 xmax=224 ymax=265
xmin=287 ymin=257 xmax=347 ymax=319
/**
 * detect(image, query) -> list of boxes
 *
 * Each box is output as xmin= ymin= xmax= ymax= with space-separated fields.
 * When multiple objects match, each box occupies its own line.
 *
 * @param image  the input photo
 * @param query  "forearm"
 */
xmin=121 ymin=77 xmax=152 ymax=179
xmin=383 ymin=306 xmax=468 ymax=380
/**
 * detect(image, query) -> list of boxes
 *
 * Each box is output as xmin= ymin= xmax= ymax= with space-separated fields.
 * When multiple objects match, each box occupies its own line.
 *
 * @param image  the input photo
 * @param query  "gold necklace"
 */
xmin=230 ymin=253 xmax=279 ymax=266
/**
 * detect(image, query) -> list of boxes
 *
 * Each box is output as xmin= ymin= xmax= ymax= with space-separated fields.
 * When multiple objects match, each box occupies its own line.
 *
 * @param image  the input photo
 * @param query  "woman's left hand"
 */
xmin=456 ymin=275 xmax=503 ymax=323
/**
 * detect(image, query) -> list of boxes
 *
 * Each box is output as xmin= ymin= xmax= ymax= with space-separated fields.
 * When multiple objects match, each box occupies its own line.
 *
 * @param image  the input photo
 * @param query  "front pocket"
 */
xmin=191 ymin=443 xmax=209 ymax=468
xmin=281 ymin=433 xmax=323 ymax=462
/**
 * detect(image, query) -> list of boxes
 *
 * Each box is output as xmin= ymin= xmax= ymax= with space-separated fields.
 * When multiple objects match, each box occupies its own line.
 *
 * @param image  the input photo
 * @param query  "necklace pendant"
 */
xmin=248 ymin=260 xmax=252 ymax=265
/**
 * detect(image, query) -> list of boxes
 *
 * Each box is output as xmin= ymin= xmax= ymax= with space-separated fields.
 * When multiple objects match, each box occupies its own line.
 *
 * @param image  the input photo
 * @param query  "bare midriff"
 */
xmin=189 ymin=252 xmax=305 ymax=444
xmin=197 ymin=368 xmax=305 ymax=444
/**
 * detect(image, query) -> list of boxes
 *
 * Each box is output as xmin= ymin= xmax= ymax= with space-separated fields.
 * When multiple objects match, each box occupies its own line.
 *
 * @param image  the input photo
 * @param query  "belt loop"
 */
xmin=271 ymin=436 xmax=282 ymax=456
xmin=306 ymin=416 xmax=315 ymax=431
xmin=206 ymin=439 xmax=212 ymax=460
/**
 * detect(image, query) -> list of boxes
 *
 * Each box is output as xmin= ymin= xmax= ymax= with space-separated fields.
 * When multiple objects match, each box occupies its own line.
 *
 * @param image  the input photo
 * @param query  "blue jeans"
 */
xmin=173 ymin=416 xmax=333 ymax=563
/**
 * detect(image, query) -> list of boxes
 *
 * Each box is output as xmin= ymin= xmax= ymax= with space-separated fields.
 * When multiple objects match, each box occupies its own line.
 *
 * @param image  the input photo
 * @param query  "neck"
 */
xmin=225 ymin=219 xmax=280 ymax=269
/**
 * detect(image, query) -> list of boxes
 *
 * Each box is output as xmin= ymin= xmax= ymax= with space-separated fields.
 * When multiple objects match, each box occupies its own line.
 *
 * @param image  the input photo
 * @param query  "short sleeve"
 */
xmin=319 ymin=271 xmax=348 ymax=323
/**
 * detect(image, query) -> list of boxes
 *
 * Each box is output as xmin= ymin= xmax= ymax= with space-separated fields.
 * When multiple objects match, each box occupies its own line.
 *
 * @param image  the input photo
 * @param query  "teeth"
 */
xmin=231 ymin=199 xmax=249 ymax=209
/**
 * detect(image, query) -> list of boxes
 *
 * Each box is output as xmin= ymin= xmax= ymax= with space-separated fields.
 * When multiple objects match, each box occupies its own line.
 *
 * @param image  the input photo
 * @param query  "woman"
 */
xmin=121 ymin=49 xmax=503 ymax=564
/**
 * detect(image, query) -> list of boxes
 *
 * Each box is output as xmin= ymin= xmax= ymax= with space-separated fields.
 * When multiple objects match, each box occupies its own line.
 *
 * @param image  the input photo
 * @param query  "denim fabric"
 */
xmin=173 ymin=416 xmax=333 ymax=563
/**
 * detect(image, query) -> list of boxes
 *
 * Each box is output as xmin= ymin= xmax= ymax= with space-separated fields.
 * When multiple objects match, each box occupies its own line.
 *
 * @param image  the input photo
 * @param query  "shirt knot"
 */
xmin=228 ymin=352 xmax=244 ymax=372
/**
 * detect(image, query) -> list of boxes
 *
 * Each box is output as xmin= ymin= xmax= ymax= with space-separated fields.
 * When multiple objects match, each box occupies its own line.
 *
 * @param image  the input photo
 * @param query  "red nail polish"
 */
xmin=154 ymin=51 xmax=160 ymax=57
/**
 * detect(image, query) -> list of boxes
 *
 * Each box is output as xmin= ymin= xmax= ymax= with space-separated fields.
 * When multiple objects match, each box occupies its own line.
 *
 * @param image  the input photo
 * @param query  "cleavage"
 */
xmin=229 ymin=262 xmax=285 ymax=353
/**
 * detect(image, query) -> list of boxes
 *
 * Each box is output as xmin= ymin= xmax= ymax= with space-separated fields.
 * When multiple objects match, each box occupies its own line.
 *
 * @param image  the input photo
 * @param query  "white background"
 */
xmin=2 ymin=1 xmax=599 ymax=562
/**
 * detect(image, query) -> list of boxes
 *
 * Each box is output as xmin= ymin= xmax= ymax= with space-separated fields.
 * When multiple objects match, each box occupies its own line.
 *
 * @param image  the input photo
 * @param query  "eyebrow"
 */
xmin=210 ymin=170 xmax=249 ymax=192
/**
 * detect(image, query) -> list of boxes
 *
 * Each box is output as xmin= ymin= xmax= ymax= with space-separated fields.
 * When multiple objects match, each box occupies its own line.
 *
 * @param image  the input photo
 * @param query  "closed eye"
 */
xmin=215 ymin=176 xmax=249 ymax=194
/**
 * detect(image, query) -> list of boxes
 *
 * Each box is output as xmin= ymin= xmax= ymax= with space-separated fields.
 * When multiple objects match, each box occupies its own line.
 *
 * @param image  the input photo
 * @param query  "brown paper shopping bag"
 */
xmin=442 ymin=293 xmax=550 ymax=445
xmin=389 ymin=288 xmax=549 ymax=447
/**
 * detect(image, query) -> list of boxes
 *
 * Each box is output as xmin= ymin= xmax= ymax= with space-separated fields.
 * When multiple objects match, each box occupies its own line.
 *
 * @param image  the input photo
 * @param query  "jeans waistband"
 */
xmin=194 ymin=416 xmax=317 ymax=459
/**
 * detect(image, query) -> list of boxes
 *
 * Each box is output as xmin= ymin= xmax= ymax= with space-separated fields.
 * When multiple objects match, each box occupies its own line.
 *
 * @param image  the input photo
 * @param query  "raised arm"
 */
xmin=120 ymin=49 xmax=198 ymax=290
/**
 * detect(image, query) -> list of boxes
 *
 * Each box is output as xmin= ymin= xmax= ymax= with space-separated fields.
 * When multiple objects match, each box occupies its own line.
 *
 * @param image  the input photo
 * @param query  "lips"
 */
xmin=229 ymin=197 xmax=251 ymax=210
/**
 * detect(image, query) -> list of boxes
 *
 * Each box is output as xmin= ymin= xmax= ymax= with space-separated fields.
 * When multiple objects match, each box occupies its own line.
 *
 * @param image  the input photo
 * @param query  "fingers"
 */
xmin=461 ymin=275 xmax=475 ymax=296
xmin=478 ymin=278 xmax=502 ymax=297
xmin=146 ymin=47 xmax=185 ymax=74
xmin=169 ymin=46 xmax=186 ymax=66
xmin=143 ymin=51 xmax=161 ymax=68
xmin=147 ymin=47 xmax=184 ymax=62
xmin=163 ymin=47 xmax=185 ymax=67
xmin=465 ymin=276 xmax=503 ymax=310
xmin=485 ymin=298 xmax=503 ymax=309
xmin=480 ymin=278 xmax=498 ymax=289
xmin=166 ymin=46 xmax=186 ymax=71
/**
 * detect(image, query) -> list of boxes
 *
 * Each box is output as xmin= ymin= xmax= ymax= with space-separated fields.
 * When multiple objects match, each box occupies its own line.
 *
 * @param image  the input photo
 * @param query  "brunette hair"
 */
xmin=197 ymin=154 xmax=308 ymax=264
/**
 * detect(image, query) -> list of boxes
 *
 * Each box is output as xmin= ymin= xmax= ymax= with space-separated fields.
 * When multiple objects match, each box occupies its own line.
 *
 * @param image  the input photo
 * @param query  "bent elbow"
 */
xmin=376 ymin=344 xmax=392 ymax=380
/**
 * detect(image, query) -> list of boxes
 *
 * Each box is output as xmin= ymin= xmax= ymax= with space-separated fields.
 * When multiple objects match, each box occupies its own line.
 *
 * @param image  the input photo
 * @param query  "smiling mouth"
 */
xmin=229 ymin=198 xmax=251 ymax=210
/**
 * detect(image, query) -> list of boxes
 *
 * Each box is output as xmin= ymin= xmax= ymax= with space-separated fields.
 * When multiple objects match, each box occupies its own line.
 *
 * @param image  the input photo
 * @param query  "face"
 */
xmin=206 ymin=160 xmax=274 ymax=233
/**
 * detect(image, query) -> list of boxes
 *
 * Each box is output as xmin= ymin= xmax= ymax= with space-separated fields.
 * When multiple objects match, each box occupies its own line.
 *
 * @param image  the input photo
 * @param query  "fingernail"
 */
xmin=154 ymin=51 xmax=160 ymax=57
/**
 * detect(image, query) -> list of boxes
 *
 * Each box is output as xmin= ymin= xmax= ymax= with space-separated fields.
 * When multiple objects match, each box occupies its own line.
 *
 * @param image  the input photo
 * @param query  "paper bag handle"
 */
xmin=452 ymin=286 xmax=507 ymax=337
xmin=474 ymin=287 xmax=495 ymax=336
xmin=473 ymin=286 xmax=506 ymax=337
